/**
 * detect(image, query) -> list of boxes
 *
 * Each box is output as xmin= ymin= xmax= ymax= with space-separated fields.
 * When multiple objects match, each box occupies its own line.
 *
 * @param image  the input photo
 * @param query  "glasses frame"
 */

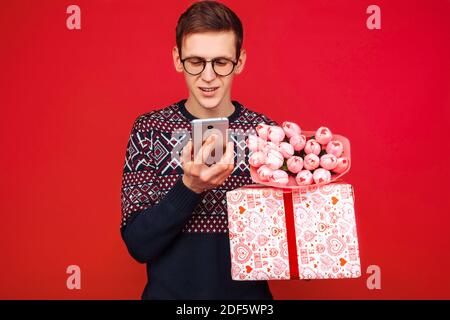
xmin=180 ymin=56 xmax=238 ymax=77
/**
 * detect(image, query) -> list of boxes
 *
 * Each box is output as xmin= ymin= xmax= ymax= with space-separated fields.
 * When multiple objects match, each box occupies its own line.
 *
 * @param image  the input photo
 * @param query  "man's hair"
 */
xmin=176 ymin=0 xmax=243 ymax=61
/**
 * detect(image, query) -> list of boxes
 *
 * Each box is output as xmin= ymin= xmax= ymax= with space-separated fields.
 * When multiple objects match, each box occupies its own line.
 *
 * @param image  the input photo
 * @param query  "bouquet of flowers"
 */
xmin=247 ymin=122 xmax=351 ymax=187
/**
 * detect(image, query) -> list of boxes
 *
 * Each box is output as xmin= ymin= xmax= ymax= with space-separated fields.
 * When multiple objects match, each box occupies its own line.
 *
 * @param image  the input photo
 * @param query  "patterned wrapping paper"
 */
xmin=226 ymin=183 xmax=361 ymax=280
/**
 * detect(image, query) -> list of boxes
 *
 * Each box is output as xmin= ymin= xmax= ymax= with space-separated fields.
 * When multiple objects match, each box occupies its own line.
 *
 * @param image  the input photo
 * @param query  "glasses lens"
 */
xmin=213 ymin=58 xmax=234 ymax=76
xmin=184 ymin=58 xmax=205 ymax=75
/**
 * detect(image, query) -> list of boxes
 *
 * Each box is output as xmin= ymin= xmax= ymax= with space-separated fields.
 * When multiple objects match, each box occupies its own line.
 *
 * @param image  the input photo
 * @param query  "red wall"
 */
xmin=1 ymin=0 xmax=449 ymax=299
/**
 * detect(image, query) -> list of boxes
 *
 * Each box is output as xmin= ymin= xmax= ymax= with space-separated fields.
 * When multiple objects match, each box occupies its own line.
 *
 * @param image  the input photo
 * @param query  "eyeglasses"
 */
xmin=180 ymin=56 xmax=238 ymax=76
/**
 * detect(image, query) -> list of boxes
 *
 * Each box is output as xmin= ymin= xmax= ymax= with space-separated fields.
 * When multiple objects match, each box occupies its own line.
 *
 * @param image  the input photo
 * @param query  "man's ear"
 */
xmin=234 ymin=48 xmax=247 ymax=75
xmin=172 ymin=46 xmax=184 ymax=73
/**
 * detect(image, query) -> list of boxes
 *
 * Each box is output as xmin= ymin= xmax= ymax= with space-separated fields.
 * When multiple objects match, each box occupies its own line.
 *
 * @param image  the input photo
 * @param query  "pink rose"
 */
xmin=256 ymin=123 xmax=271 ymax=140
xmin=332 ymin=157 xmax=349 ymax=173
xmin=313 ymin=168 xmax=331 ymax=184
xmin=249 ymin=151 xmax=266 ymax=168
xmin=262 ymin=141 xmax=280 ymax=153
xmin=282 ymin=121 xmax=301 ymax=138
xmin=257 ymin=165 xmax=273 ymax=182
xmin=296 ymin=170 xmax=313 ymax=186
xmin=279 ymin=142 xmax=294 ymax=159
xmin=304 ymin=139 xmax=321 ymax=155
xmin=265 ymin=149 xmax=284 ymax=170
xmin=267 ymin=126 xmax=285 ymax=144
xmin=290 ymin=134 xmax=306 ymax=151
xmin=320 ymin=153 xmax=338 ymax=170
xmin=247 ymin=135 xmax=267 ymax=152
xmin=286 ymin=156 xmax=303 ymax=174
xmin=325 ymin=140 xmax=344 ymax=157
xmin=303 ymin=153 xmax=320 ymax=170
xmin=315 ymin=126 xmax=333 ymax=145
xmin=269 ymin=170 xmax=289 ymax=185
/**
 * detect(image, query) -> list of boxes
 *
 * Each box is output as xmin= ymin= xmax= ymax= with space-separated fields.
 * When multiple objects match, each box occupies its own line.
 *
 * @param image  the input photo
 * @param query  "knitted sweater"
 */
xmin=120 ymin=99 xmax=277 ymax=299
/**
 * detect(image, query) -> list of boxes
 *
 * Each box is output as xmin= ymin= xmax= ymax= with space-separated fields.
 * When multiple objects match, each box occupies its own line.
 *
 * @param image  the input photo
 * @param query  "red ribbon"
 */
xmin=283 ymin=191 xmax=299 ymax=280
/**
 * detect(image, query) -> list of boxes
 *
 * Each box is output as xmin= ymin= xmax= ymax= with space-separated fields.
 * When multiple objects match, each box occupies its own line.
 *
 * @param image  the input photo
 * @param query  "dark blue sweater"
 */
xmin=120 ymin=99 xmax=276 ymax=299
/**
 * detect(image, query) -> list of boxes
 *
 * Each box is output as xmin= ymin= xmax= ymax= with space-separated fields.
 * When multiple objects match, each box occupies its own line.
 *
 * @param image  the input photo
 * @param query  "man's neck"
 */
xmin=185 ymin=97 xmax=235 ymax=119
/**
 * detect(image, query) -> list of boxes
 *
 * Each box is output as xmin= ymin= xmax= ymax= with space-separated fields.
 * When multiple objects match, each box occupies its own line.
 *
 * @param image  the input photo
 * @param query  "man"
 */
xmin=121 ymin=0 xmax=277 ymax=299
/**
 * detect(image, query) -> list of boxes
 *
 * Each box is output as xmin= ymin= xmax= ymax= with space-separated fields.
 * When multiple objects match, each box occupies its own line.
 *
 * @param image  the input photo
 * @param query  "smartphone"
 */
xmin=191 ymin=117 xmax=229 ymax=165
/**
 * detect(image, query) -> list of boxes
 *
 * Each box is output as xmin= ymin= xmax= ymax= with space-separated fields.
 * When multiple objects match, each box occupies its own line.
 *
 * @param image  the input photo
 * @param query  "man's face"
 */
xmin=173 ymin=31 xmax=246 ymax=110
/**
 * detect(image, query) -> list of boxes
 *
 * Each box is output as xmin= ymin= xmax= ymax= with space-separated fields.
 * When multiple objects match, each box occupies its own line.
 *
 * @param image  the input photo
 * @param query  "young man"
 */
xmin=121 ymin=0 xmax=277 ymax=299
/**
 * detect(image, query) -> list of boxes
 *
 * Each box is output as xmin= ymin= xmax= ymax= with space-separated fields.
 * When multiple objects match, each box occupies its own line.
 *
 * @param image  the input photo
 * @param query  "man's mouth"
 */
xmin=199 ymin=87 xmax=219 ymax=92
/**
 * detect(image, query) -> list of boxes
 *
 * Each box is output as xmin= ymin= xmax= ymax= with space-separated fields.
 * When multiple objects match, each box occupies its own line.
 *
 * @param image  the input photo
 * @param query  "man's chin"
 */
xmin=196 ymin=96 xmax=222 ymax=110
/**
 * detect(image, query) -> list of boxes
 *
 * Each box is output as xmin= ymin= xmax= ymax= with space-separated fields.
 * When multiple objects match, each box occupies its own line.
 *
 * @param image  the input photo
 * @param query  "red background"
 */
xmin=1 ymin=0 xmax=449 ymax=299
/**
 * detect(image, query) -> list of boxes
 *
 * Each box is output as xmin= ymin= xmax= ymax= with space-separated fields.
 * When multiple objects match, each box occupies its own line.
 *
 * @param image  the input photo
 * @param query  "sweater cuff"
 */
xmin=164 ymin=177 xmax=203 ymax=213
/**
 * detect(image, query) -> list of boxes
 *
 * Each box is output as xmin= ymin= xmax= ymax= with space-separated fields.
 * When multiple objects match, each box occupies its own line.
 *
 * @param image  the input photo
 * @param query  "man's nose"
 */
xmin=201 ymin=61 xmax=217 ymax=81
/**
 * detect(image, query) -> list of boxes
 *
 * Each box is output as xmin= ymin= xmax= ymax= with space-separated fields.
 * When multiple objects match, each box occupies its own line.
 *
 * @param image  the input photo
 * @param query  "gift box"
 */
xmin=226 ymin=182 xmax=361 ymax=280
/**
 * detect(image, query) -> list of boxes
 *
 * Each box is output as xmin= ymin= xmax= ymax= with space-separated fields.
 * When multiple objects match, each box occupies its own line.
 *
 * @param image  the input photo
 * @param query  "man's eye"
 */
xmin=188 ymin=59 xmax=204 ymax=65
xmin=215 ymin=60 xmax=229 ymax=66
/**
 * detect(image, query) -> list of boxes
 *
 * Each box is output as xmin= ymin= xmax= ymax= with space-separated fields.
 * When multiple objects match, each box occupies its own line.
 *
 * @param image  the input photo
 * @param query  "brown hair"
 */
xmin=176 ymin=0 xmax=243 ymax=61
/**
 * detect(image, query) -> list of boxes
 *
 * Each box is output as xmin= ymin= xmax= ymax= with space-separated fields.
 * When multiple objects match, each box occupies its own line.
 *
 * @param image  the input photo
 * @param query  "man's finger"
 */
xmin=202 ymin=135 xmax=222 ymax=164
xmin=181 ymin=140 xmax=192 ymax=165
xmin=208 ymin=164 xmax=234 ymax=187
xmin=202 ymin=142 xmax=234 ymax=180
xmin=211 ymin=142 xmax=235 ymax=182
xmin=194 ymin=134 xmax=216 ymax=165
xmin=201 ymin=162 xmax=231 ymax=182
xmin=219 ymin=141 xmax=235 ymax=166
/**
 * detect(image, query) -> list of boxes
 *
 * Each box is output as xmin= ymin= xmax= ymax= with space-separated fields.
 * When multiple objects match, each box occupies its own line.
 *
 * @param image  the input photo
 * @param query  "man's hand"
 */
xmin=181 ymin=134 xmax=235 ymax=194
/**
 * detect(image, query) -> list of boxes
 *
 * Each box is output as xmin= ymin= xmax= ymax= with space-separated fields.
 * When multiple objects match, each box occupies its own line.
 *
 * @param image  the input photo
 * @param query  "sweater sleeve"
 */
xmin=120 ymin=116 xmax=203 ymax=263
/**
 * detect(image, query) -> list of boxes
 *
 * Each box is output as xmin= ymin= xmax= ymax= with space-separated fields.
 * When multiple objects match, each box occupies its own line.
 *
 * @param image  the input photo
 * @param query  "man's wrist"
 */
xmin=182 ymin=176 xmax=204 ymax=194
